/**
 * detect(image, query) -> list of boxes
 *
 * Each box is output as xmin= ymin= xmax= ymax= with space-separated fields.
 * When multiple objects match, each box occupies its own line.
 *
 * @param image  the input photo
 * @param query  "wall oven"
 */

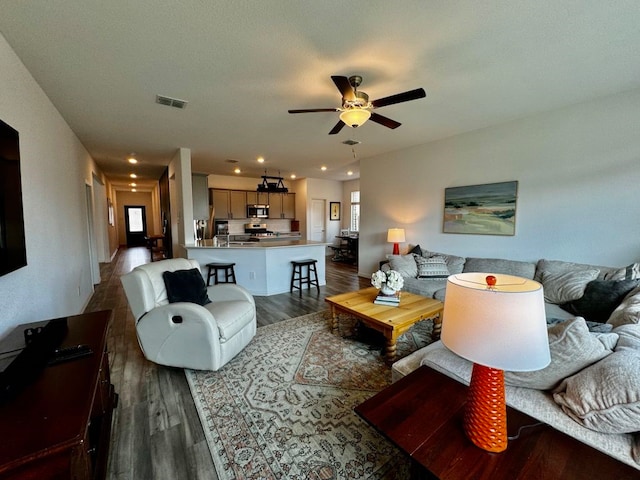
xmin=247 ymin=204 xmax=269 ymax=218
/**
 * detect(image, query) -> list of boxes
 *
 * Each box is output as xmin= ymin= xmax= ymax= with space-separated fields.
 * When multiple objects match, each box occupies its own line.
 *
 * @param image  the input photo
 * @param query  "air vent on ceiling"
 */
xmin=155 ymin=94 xmax=188 ymax=109
xmin=342 ymin=139 xmax=361 ymax=146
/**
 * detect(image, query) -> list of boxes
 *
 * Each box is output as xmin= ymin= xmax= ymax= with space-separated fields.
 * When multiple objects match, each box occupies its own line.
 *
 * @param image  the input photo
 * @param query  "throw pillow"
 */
xmin=162 ymin=268 xmax=211 ymax=305
xmin=541 ymin=269 xmax=600 ymax=304
xmin=546 ymin=317 xmax=613 ymax=333
xmin=415 ymin=256 xmax=450 ymax=278
xmin=504 ymin=317 xmax=617 ymax=390
xmin=408 ymin=244 xmax=422 ymax=256
xmin=561 ymin=279 xmax=640 ymax=323
xmin=386 ymin=254 xmax=418 ymax=278
xmin=553 ymin=349 xmax=640 ymax=434
xmin=604 ymin=262 xmax=640 ymax=281
xmin=607 ymin=285 xmax=640 ymax=328
xmin=420 ymin=249 xmax=466 ymax=274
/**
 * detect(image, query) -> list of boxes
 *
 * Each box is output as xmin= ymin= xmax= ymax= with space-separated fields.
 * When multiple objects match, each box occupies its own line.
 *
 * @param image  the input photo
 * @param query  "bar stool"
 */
xmin=205 ymin=262 xmax=237 ymax=286
xmin=290 ymin=259 xmax=319 ymax=297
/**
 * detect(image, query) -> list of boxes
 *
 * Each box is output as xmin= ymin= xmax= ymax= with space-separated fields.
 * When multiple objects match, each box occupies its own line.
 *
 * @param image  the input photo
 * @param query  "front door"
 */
xmin=125 ymin=205 xmax=147 ymax=247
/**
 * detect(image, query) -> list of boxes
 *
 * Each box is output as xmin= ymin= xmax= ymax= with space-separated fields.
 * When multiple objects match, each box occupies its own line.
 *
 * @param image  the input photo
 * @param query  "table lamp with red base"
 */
xmin=441 ymin=273 xmax=550 ymax=452
xmin=387 ymin=228 xmax=405 ymax=255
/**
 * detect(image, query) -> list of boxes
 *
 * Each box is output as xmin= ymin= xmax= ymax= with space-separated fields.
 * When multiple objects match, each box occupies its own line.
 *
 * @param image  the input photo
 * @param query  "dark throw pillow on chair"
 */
xmin=162 ymin=268 xmax=211 ymax=305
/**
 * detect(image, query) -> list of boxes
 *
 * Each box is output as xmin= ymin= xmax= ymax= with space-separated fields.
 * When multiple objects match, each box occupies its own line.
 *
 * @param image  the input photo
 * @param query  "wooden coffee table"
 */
xmin=325 ymin=287 xmax=443 ymax=362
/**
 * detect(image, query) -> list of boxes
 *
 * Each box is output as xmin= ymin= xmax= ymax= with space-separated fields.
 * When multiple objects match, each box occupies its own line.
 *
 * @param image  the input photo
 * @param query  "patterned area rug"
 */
xmin=185 ymin=310 xmax=435 ymax=480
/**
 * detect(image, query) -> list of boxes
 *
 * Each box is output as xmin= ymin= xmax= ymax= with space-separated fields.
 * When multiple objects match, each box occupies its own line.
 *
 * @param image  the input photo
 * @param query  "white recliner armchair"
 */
xmin=121 ymin=258 xmax=256 ymax=371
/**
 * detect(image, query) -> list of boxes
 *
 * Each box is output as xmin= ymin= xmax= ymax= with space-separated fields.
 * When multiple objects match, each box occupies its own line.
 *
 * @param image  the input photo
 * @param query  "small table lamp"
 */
xmin=387 ymin=228 xmax=405 ymax=255
xmin=441 ymin=272 xmax=550 ymax=453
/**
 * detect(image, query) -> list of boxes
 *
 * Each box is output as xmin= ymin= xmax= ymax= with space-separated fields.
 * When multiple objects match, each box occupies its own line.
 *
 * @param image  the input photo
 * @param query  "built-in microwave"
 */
xmin=247 ymin=204 xmax=269 ymax=218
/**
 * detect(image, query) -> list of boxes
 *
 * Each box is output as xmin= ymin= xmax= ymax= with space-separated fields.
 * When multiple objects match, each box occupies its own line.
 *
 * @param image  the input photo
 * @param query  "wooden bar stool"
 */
xmin=290 ymin=259 xmax=319 ymax=297
xmin=205 ymin=262 xmax=237 ymax=286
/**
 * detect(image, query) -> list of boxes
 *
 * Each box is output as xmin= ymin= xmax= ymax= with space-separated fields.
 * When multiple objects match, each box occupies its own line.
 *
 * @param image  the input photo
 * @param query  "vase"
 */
xmin=380 ymin=284 xmax=396 ymax=296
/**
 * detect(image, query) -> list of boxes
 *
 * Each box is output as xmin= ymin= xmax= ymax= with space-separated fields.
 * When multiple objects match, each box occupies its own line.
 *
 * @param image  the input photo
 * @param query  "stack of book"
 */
xmin=374 ymin=291 xmax=400 ymax=306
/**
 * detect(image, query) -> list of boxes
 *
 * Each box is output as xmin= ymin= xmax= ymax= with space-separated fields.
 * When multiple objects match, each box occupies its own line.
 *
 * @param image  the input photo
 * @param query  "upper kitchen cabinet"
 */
xmin=246 ymin=191 xmax=269 ymax=205
xmin=211 ymin=189 xmax=247 ymax=219
xmin=192 ymin=174 xmax=209 ymax=220
xmin=268 ymin=193 xmax=295 ymax=219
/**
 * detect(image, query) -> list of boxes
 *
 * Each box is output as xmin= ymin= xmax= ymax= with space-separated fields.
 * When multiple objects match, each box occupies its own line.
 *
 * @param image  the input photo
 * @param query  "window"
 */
xmin=350 ymin=191 xmax=360 ymax=232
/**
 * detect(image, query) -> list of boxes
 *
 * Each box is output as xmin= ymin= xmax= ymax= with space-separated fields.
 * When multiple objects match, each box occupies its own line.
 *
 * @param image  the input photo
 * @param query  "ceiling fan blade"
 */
xmin=371 ymin=88 xmax=426 ymax=109
xmin=328 ymin=120 xmax=346 ymax=135
xmin=370 ymin=112 xmax=401 ymax=129
xmin=288 ymin=108 xmax=338 ymax=114
xmin=331 ymin=76 xmax=356 ymax=102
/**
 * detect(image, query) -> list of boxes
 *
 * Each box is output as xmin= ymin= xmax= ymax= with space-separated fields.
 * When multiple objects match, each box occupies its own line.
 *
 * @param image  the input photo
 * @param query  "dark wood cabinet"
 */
xmin=0 ymin=310 xmax=116 ymax=480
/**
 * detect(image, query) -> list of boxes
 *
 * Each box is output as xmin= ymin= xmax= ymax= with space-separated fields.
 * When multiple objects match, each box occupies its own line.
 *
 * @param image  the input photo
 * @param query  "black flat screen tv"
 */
xmin=0 ymin=119 xmax=27 ymax=276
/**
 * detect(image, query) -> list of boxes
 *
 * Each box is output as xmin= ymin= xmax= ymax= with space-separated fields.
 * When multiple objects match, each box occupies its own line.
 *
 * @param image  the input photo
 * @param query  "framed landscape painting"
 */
xmin=443 ymin=181 xmax=518 ymax=235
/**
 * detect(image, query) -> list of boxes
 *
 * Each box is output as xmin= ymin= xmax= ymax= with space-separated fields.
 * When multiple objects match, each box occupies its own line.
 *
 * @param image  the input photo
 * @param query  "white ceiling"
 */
xmin=1 ymin=1 xmax=639 ymax=190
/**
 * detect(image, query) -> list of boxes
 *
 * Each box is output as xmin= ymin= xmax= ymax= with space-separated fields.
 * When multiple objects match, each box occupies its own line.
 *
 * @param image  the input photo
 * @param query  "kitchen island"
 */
xmin=183 ymin=240 xmax=329 ymax=296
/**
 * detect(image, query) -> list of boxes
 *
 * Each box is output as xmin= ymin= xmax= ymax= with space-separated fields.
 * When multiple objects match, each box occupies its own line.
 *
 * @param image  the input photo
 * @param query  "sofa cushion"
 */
xmin=462 ymin=257 xmax=536 ymax=279
xmin=534 ymin=259 xmax=618 ymax=283
xmin=541 ymin=269 xmax=600 ymax=304
xmin=553 ymin=348 xmax=640 ymax=434
xmin=420 ymin=249 xmax=466 ymax=274
xmin=386 ymin=254 xmax=418 ymax=278
xmin=562 ymin=279 xmax=640 ymax=323
xmin=401 ymin=277 xmax=448 ymax=299
xmin=162 ymin=268 xmax=211 ymax=306
xmin=504 ymin=317 xmax=617 ymax=390
xmin=415 ymin=255 xmax=450 ymax=278
xmin=608 ymin=286 xmax=640 ymax=328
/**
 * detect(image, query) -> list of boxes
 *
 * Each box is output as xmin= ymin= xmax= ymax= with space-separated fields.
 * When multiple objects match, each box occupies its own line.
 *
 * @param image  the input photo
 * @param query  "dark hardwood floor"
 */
xmin=83 ymin=247 xmax=369 ymax=480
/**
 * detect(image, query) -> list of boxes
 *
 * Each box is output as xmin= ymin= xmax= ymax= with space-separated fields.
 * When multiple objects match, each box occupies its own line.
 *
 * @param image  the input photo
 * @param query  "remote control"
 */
xmin=48 ymin=344 xmax=93 ymax=365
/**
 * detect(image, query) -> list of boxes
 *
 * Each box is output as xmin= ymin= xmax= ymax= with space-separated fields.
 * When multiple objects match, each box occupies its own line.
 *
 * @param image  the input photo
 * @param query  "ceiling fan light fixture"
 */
xmin=339 ymin=108 xmax=371 ymax=128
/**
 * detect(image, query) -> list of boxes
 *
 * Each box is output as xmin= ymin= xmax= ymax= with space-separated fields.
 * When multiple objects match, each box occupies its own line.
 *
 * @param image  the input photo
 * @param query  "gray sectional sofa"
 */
xmin=385 ymin=247 xmax=640 ymax=470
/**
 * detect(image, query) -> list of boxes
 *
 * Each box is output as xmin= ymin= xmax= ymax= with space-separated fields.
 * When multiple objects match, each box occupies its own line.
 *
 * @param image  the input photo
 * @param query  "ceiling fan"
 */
xmin=288 ymin=75 xmax=426 ymax=135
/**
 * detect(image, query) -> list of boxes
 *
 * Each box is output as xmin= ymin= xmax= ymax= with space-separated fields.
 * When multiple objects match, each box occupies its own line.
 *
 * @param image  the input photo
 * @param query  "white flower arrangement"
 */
xmin=371 ymin=269 xmax=404 ymax=291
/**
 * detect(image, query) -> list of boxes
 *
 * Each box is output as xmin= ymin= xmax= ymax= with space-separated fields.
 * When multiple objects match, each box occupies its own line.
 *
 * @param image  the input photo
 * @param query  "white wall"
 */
xmin=360 ymin=88 xmax=640 ymax=276
xmin=0 ymin=33 xmax=99 ymax=335
xmin=169 ymin=147 xmax=194 ymax=258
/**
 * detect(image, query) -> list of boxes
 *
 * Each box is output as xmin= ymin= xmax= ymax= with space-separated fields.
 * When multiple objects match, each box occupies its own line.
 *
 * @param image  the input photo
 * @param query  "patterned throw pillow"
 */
xmin=604 ymin=262 xmax=640 ymax=281
xmin=415 ymin=256 xmax=450 ymax=278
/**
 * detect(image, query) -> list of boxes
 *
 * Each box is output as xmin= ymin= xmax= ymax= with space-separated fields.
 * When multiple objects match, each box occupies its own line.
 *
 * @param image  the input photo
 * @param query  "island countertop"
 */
xmin=184 ymin=239 xmax=329 ymax=249
xmin=183 ymin=240 xmax=329 ymax=296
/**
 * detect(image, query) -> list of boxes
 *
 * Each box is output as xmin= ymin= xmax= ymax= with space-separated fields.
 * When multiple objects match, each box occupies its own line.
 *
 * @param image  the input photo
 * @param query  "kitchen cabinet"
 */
xmin=268 ymin=193 xmax=295 ymax=219
xmin=246 ymin=191 xmax=269 ymax=205
xmin=211 ymin=189 xmax=247 ymax=219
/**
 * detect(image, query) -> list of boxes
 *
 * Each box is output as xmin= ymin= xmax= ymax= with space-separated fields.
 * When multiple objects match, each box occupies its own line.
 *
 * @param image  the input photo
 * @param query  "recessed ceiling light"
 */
xmin=132 ymin=188 xmax=137 ymax=192
xmin=130 ymin=173 xmax=137 ymax=178
xmin=257 ymin=157 xmax=265 ymax=163
xmin=321 ymin=166 xmax=327 ymax=171
xmin=347 ymin=170 xmax=353 ymax=176
xmin=234 ymin=168 xmax=241 ymax=174
xmin=130 ymin=183 xmax=137 ymax=187
xmin=290 ymin=174 xmax=296 ymax=179
xmin=127 ymin=153 xmax=137 ymax=164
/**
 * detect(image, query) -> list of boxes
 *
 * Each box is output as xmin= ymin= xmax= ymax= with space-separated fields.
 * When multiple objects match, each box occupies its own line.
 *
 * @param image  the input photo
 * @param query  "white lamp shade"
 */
xmin=441 ymin=272 xmax=550 ymax=371
xmin=339 ymin=108 xmax=371 ymax=128
xmin=387 ymin=228 xmax=405 ymax=243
